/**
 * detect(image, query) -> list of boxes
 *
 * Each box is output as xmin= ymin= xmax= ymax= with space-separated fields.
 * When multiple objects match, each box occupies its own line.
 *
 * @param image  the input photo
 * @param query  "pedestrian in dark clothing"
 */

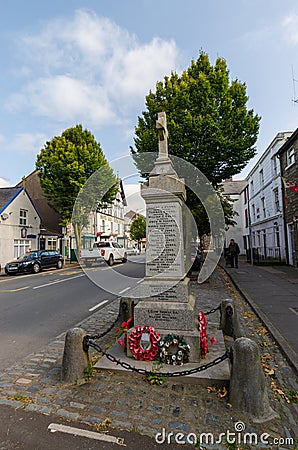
xmin=228 ymin=239 xmax=240 ymax=268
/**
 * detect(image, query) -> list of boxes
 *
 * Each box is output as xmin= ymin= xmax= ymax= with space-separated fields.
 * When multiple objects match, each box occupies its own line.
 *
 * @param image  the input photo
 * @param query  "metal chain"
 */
xmin=85 ymin=304 xmax=220 ymax=343
xmin=203 ymin=305 xmax=220 ymax=316
xmin=86 ymin=338 xmax=231 ymax=378
xmin=87 ymin=311 xmax=121 ymax=340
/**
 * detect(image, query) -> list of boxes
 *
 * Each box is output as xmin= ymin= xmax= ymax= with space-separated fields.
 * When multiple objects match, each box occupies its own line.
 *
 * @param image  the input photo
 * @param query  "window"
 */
xmin=273 ymin=188 xmax=280 ymax=213
xmin=252 ymin=231 xmax=256 ymax=247
xmin=244 ymin=209 xmax=248 ymax=228
xmin=261 ymin=197 xmax=266 ymax=218
xmin=287 ymin=147 xmax=295 ymax=167
xmin=259 ymin=169 xmax=264 ymax=185
xmin=250 ymin=180 xmax=254 ymax=196
xmin=47 ymin=238 xmax=57 ymax=250
xmin=274 ymin=224 xmax=280 ymax=247
xmin=272 ymin=156 xmax=278 ymax=175
xmin=14 ymin=239 xmax=31 ymax=258
xmin=243 ymin=188 xmax=247 ymax=204
xmin=19 ymin=209 xmax=27 ymax=226
xmin=251 ymin=204 xmax=256 ymax=222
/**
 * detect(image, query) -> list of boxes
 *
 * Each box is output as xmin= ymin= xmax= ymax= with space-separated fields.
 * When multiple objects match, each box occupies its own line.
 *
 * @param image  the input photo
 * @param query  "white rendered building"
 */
xmin=243 ymin=132 xmax=293 ymax=263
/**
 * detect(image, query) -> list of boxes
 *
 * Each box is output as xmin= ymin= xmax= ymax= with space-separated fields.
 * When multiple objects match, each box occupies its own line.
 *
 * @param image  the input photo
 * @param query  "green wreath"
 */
xmin=158 ymin=333 xmax=190 ymax=365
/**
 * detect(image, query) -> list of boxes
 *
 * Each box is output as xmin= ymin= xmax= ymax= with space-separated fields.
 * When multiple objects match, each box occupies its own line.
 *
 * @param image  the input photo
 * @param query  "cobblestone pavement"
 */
xmin=0 ymin=267 xmax=297 ymax=449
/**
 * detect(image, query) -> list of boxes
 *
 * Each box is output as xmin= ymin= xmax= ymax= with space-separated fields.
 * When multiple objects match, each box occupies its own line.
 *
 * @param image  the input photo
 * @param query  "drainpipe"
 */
xmin=246 ymin=186 xmax=254 ymax=265
xmin=277 ymin=153 xmax=289 ymax=264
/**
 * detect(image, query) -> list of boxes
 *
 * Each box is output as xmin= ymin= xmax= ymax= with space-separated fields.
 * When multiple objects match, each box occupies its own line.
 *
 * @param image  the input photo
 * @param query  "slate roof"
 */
xmin=221 ymin=179 xmax=247 ymax=195
xmin=16 ymin=170 xmax=61 ymax=234
xmin=0 ymin=187 xmax=22 ymax=213
xmin=277 ymin=127 xmax=298 ymax=154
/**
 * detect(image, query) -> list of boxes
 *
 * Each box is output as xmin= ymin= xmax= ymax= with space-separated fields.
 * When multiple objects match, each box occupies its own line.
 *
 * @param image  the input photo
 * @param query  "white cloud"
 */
xmin=26 ymin=75 xmax=115 ymax=125
xmin=9 ymin=9 xmax=180 ymax=126
xmin=106 ymin=37 xmax=179 ymax=106
xmin=5 ymin=132 xmax=47 ymax=154
xmin=0 ymin=177 xmax=10 ymax=187
xmin=123 ymin=184 xmax=146 ymax=215
xmin=282 ymin=12 xmax=298 ymax=45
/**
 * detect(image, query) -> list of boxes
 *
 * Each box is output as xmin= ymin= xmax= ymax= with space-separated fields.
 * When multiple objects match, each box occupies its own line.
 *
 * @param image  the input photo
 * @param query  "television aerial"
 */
xmin=292 ymin=65 xmax=298 ymax=104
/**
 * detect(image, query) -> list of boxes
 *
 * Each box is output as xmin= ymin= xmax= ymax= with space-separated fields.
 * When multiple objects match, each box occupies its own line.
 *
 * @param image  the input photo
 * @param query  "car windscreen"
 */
xmin=18 ymin=252 xmax=38 ymax=260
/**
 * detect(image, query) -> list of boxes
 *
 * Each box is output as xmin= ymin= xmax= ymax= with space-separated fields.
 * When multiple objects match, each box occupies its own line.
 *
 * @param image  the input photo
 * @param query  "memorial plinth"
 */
xmin=129 ymin=112 xmax=201 ymax=362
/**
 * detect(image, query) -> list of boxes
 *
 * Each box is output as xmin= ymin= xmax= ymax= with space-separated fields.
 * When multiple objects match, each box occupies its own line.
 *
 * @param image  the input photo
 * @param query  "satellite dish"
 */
xmin=1 ymin=213 xmax=9 ymax=220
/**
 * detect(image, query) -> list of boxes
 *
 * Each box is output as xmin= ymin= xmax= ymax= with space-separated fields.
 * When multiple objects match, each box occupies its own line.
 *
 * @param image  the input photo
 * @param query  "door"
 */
xmin=40 ymin=238 xmax=46 ymax=250
xmin=287 ymin=223 xmax=296 ymax=266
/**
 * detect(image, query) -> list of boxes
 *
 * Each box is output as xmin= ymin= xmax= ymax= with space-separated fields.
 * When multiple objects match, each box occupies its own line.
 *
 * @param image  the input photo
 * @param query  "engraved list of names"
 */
xmin=146 ymin=202 xmax=184 ymax=278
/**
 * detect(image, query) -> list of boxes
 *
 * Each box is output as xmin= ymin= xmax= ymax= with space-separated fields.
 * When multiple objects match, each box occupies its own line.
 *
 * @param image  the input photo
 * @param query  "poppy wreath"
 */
xmin=199 ymin=311 xmax=208 ymax=358
xmin=159 ymin=333 xmax=190 ymax=365
xmin=128 ymin=326 xmax=161 ymax=361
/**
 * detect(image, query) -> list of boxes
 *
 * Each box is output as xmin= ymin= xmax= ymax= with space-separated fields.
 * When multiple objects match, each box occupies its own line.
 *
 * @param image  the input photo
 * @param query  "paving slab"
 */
xmin=224 ymin=259 xmax=298 ymax=372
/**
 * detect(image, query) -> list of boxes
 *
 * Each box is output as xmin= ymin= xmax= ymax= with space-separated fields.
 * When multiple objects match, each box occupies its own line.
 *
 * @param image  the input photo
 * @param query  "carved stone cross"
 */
xmin=156 ymin=112 xmax=168 ymax=159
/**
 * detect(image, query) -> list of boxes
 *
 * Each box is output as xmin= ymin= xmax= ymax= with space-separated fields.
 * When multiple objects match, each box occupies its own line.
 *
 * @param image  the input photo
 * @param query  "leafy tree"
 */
xmin=129 ymin=215 xmax=146 ymax=244
xmin=36 ymin=124 xmax=118 ymax=251
xmin=131 ymin=51 xmax=260 ymax=234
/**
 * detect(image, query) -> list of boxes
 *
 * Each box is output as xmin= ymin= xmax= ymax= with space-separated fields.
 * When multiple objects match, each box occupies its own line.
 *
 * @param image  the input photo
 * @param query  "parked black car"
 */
xmin=5 ymin=250 xmax=63 ymax=275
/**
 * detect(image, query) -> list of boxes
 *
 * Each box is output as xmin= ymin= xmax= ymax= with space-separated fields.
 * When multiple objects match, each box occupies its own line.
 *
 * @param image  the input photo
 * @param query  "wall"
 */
xmin=0 ymin=191 xmax=40 ymax=268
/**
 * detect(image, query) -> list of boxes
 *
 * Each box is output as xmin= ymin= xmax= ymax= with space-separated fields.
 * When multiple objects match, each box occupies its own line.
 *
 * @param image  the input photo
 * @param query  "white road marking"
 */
xmin=289 ymin=307 xmax=298 ymax=317
xmin=33 ymin=274 xmax=85 ymax=290
xmin=119 ymin=286 xmax=131 ymax=294
xmin=47 ymin=423 xmax=126 ymax=445
xmin=89 ymin=299 xmax=109 ymax=312
xmin=137 ymin=278 xmax=144 ymax=284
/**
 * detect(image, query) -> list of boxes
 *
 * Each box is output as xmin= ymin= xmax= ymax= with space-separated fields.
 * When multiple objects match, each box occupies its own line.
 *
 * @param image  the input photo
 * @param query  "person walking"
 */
xmin=228 ymin=239 xmax=240 ymax=268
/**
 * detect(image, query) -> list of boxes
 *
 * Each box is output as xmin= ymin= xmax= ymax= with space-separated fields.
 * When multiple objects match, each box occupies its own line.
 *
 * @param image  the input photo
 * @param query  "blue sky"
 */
xmin=1 ymin=0 xmax=298 ymax=188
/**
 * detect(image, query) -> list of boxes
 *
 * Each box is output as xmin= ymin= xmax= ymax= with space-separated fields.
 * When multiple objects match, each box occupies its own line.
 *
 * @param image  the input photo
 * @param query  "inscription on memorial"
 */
xmin=146 ymin=202 xmax=183 ymax=277
xmin=147 ymin=309 xmax=180 ymax=323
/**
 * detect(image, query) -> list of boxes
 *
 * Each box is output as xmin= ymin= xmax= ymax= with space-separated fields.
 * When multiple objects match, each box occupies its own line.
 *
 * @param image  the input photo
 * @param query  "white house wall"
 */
xmin=245 ymin=132 xmax=292 ymax=262
xmin=225 ymin=194 xmax=245 ymax=254
xmin=0 ymin=191 xmax=40 ymax=268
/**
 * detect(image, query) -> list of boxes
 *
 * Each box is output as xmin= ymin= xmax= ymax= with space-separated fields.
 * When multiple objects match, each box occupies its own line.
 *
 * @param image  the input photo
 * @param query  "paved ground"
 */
xmin=224 ymin=258 xmax=298 ymax=373
xmin=0 ymin=265 xmax=297 ymax=449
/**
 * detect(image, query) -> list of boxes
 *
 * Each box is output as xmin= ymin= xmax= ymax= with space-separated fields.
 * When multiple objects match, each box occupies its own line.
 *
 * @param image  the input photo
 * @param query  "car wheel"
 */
xmin=122 ymin=253 xmax=127 ymax=263
xmin=57 ymin=260 xmax=63 ymax=269
xmin=32 ymin=263 xmax=41 ymax=273
xmin=108 ymin=255 xmax=114 ymax=266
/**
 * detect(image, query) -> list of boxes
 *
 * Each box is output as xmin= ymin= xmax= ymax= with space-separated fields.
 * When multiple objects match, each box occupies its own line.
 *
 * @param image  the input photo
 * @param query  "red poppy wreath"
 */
xmin=128 ymin=326 xmax=161 ymax=361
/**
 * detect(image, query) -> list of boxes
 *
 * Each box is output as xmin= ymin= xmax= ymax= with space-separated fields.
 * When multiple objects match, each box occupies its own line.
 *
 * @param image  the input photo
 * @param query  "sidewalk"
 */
xmin=223 ymin=257 xmax=298 ymax=374
xmin=0 ymin=267 xmax=297 ymax=449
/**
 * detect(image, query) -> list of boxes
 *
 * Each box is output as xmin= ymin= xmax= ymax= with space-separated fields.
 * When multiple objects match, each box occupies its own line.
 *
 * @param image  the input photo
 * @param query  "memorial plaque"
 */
xmin=146 ymin=202 xmax=184 ymax=278
xmin=133 ymin=278 xmax=190 ymax=303
xmin=134 ymin=300 xmax=196 ymax=331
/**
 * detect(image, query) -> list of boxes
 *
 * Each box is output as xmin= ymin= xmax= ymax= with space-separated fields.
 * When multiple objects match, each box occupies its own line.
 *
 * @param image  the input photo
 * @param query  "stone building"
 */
xmin=278 ymin=128 xmax=298 ymax=266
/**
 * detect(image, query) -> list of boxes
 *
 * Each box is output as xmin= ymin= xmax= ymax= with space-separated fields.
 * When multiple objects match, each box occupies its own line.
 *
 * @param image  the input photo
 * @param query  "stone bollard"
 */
xmin=220 ymin=299 xmax=242 ymax=339
xmin=119 ymin=298 xmax=135 ymax=323
xmin=61 ymin=328 xmax=89 ymax=383
xmin=229 ymin=337 xmax=278 ymax=423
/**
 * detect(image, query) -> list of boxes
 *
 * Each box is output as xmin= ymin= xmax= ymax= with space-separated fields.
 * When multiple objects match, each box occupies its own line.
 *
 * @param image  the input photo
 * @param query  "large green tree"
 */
xmin=129 ymin=216 xmax=146 ymax=244
xmin=36 ymin=124 xmax=118 ymax=250
xmin=131 ymin=51 xmax=260 ymax=233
